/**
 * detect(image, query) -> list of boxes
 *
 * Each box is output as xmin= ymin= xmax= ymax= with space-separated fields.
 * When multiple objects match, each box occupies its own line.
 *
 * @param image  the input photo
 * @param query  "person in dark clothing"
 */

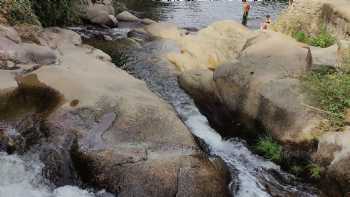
xmin=242 ymin=0 xmax=251 ymax=26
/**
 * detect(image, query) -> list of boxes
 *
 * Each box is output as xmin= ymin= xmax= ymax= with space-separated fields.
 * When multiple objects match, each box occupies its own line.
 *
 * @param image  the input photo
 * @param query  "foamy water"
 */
xmin=182 ymin=105 xmax=278 ymax=196
xmin=0 ymin=152 xmax=111 ymax=197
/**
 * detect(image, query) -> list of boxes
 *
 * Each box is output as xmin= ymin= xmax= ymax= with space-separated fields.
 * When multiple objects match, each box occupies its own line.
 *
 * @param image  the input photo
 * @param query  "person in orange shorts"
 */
xmin=242 ymin=0 xmax=251 ymax=26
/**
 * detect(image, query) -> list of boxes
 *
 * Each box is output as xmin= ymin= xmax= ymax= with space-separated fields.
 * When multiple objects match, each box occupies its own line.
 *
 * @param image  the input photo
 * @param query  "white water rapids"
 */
xmin=181 ymin=105 xmax=278 ymax=197
xmin=0 ymin=152 xmax=110 ymax=197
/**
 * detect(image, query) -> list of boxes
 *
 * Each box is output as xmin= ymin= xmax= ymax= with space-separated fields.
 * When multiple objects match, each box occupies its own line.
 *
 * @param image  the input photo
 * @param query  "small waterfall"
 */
xmin=180 ymin=104 xmax=278 ymax=196
xmin=0 ymin=152 xmax=111 ymax=197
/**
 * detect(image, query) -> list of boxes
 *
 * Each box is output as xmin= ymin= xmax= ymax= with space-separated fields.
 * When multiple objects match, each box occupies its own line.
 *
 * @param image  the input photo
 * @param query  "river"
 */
xmin=124 ymin=0 xmax=288 ymax=29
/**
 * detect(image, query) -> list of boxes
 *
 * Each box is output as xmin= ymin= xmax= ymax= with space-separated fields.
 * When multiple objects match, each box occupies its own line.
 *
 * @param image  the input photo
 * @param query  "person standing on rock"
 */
xmin=242 ymin=0 xmax=251 ymax=26
xmin=260 ymin=15 xmax=272 ymax=30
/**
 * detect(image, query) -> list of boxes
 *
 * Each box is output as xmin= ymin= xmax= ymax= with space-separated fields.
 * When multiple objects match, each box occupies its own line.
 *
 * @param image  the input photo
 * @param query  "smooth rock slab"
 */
xmin=0 ymin=27 xmax=231 ymax=196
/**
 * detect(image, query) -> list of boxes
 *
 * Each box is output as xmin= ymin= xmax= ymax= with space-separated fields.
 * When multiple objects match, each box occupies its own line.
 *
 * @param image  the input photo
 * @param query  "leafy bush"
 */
xmin=290 ymin=165 xmax=303 ymax=176
xmin=293 ymin=28 xmax=336 ymax=48
xmin=31 ymin=0 xmax=80 ymax=27
xmin=5 ymin=0 xmax=39 ymax=25
xmin=255 ymin=136 xmax=282 ymax=163
xmin=303 ymin=71 xmax=350 ymax=126
xmin=309 ymin=30 xmax=336 ymax=48
xmin=294 ymin=31 xmax=307 ymax=43
xmin=307 ymin=164 xmax=321 ymax=179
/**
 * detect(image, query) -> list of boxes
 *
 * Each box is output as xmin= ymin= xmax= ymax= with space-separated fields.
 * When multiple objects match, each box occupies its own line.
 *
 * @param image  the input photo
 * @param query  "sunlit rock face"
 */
xmin=273 ymin=0 xmax=350 ymax=40
xmin=145 ymin=20 xmax=255 ymax=71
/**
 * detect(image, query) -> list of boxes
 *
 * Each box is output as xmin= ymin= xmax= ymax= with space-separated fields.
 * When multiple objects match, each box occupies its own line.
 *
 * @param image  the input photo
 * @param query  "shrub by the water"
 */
xmin=1 ymin=0 xmax=39 ymax=25
xmin=0 ymin=0 xmax=80 ymax=26
xmin=294 ymin=31 xmax=307 ymax=43
xmin=308 ymin=29 xmax=336 ymax=48
xmin=293 ymin=28 xmax=336 ymax=48
xmin=307 ymin=164 xmax=322 ymax=179
xmin=31 ymin=0 xmax=80 ymax=27
xmin=255 ymin=136 xmax=282 ymax=163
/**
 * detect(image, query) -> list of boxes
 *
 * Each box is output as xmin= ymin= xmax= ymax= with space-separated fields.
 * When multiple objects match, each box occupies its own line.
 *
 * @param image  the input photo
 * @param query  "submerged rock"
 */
xmin=145 ymin=22 xmax=186 ymax=40
xmin=116 ymin=11 xmax=140 ymax=22
xmin=127 ymin=28 xmax=153 ymax=42
xmin=141 ymin=18 xmax=156 ymax=25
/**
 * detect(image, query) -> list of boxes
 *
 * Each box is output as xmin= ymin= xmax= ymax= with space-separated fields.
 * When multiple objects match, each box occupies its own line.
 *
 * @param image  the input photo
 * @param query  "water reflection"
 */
xmin=122 ymin=0 xmax=288 ymax=29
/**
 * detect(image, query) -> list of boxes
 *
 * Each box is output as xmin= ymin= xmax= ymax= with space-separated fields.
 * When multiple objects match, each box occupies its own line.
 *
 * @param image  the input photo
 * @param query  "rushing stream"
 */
xmin=121 ymin=39 xmax=319 ymax=196
xmin=0 ymin=152 xmax=111 ymax=197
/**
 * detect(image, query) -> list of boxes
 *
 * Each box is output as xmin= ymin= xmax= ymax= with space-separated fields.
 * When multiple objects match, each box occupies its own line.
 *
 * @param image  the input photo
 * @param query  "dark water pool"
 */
xmin=124 ymin=0 xmax=288 ymax=29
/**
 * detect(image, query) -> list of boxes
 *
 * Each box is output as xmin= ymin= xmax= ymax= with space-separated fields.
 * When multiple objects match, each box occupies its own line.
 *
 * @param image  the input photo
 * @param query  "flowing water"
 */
xmin=0 ymin=152 xmax=111 ymax=197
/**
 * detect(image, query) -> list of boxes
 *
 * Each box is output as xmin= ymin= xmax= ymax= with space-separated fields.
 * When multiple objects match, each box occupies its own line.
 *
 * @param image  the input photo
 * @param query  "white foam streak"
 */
xmin=0 ymin=152 xmax=102 ymax=197
xmin=179 ymin=105 xmax=278 ymax=197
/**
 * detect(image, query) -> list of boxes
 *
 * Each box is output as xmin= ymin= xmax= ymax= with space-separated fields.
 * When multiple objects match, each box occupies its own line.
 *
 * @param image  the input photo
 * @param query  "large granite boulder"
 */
xmin=310 ymin=45 xmax=337 ymax=71
xmin=177 ymin=22 xmax=350 ymax=196
xmin=167 ymin=21 xmax=255 ymax=71
xmin=179 ymin=31 xmax=323 ymax=144
xmin=74 ymin=0 xmax=118 ymax=27
xmin=85 ymin=4 xmax=117 ymax=27
xmin=0 ymin=27 xmax=230 ymax=197
xmin=313 ymin=127 xmax=350 ymax=196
